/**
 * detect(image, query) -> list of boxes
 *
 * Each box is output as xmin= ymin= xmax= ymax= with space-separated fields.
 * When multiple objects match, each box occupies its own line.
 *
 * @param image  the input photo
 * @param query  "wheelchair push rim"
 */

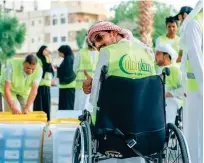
xmin=161 ymin=123 xmax=190 ymax=163
xmin=72 ymin=122 xmax=92 ymax=163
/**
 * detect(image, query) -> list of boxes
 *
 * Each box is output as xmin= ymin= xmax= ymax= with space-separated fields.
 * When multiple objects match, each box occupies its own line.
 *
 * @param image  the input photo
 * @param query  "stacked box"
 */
xmin=43 ymin=119 xmax=79 ymax=163
xmin=0 ymin=123 xmax=45 ymax=163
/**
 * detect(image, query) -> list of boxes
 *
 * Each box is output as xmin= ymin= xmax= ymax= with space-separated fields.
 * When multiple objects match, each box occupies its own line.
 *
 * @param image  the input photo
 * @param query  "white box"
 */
xmin=58 ymin=144 xmax=72 ymax=155
xmin=57 ymin=156 xmax=70 ymax=163
xmin=23 ymin=150 xmax=39 ymax=159
xmin=4 ymin=150 xmax=20 ymax=159
xmin=6 ymin=139 xmax=21 ymax=148
xmin=25 ymin=139 xmax=40 ymax=148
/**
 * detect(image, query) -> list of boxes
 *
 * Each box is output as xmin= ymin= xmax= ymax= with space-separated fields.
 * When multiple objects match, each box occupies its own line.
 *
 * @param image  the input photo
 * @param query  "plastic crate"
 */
xmin=0 ymin=112 xmax=46 ymax=163
xmin=43 ymin=118 xmax=79 ymax=163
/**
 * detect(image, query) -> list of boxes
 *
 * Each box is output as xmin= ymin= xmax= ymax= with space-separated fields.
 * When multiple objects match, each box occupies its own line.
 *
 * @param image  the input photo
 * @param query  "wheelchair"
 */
xmin=72 ymin=68 xmax=190 ymax=163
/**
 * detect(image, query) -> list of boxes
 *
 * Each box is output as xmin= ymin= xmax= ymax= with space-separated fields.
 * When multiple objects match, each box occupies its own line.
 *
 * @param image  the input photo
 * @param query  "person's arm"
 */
xmin=185 ymin=20 xmax=203 ymax=94
xmin=89 ymin=50 xmax=109 ymax=106
xmin=23 ymin=68 xmax=43 ymax=113
xmin=176 ymin=50 xmax=183 ymax=62
xmin=4 ymin=64 xmax=21 ymax=114
xmin=4 ymin=81 xmax=21 ymax=114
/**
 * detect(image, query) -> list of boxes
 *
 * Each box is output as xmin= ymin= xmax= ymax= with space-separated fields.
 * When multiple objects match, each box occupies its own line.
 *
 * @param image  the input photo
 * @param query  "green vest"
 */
xmin=38 ymin=56 xmax=52 ymax=87
xmin=186 ymin=11 xmax=203 ymax=92
xmin=159 ymin=34 xmax=180 ymax=54
xmin=91 ymin=40 xmax=155 ymax=124
xmin=0 ymin=58 xmax=41 ymax=98
xmin=59 ymin=80 xmax=76 ymax=89
xmin=75 ymin=48 xmax=99 ymax=89
xmin=165 ymin=63 xmax=183 ymax=106
xmin=105 ymin=40 xmax=155 ymax=78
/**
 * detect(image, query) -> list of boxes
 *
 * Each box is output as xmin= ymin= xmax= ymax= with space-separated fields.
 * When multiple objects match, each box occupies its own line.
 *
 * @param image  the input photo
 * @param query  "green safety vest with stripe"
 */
xmin=91 ymin=39 xmax=155 ymax=123
xmin=38 ymin=56 xmax=52 ymax=87
xmin=107 ymin=40 xmax=155 ymax=78
xmin=158 ymin=35 xmax=180 ymax=54
xmin=186 ymin=11 xmax=203 ymax=92
xmin=165 ymin=63 xmax=183 ymax=106
xmin=0 ymin=58 xmax=42 ymax=98
xmin=75 ymin=48 xmax=99 ymax=89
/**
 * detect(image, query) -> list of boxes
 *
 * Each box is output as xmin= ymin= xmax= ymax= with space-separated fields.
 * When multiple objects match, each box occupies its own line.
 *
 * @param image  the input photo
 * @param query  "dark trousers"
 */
xmin=59 ymin=88 xmax=75 ymax=110
xmin=33 ymin=86 xmax=51 ymax=121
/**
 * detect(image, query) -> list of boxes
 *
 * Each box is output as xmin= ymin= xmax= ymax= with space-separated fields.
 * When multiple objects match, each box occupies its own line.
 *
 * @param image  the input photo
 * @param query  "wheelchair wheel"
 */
xmin=72 ymin=122 xmax=92 ymax=163
xmin=160 ymin=123 xmax=189 ymax=163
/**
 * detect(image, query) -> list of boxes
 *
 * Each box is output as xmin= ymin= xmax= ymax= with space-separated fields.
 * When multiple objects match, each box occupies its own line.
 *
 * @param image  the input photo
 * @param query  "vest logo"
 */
xmin=105 ymin=151 xmax=123 ymax=158
xmin=119 ymin=54 xmax=152 ymax=75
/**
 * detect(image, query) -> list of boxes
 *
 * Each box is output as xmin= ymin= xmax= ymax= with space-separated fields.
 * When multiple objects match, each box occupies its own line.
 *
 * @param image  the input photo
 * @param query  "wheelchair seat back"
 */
xmin=95 ymin=75 xmax=166 ymax=158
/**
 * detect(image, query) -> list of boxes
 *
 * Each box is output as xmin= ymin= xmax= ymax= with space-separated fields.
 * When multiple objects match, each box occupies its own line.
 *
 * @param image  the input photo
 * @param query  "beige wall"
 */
xmin=14 ymin=1 xmax=109 ymax=55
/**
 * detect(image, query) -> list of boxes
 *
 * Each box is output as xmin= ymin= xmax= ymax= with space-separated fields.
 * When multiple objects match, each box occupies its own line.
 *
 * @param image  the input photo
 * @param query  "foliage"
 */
xmin=110 ymin=0 xmax=178 ymax=46
xmin=0 ymin=13 xmax=26 ymax=61
xmin=76 ymin=28 xmax=88 ymax=49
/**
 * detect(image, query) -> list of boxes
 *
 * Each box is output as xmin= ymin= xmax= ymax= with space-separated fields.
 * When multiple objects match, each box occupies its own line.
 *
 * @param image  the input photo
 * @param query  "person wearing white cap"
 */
xmin=179 ymin=1 xmax=203 ymax=162
xmin=155 ymin=44 xmax=183 ymax=124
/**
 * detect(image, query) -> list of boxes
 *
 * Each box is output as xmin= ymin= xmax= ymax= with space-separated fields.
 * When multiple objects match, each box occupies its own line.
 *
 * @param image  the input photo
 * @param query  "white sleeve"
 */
xmin=155 ymin=37 xmax=160 ymax=47
xmin=89 ymin=50 xmax=109 ymax=106
xmin=73 ymin=53 xmax=80 ymax=73
xmin=185 ymin=20 xmax=203 ymax=94
xmin=33 ymin=67 xmax=43 ymax=84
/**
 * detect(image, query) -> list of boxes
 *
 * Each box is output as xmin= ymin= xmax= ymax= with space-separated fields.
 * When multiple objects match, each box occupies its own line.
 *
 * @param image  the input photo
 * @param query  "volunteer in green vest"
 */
xmin=83 ymin=21 xmax=155 ymax=163
xmin=33 ymin=45 xmax=54 ymax=121
xmin=57 ymin=45 xmax=76 ymax=110
xmin=178 ymin=2 xmax=203 ymax=163
xmin=0 ymin=54 xmax=42 ymax=114
xmin=155 ymin=44 xmax=183 ymax=124
xmin=73 ymin=40 xmax=99 ymax=111
xmin=155 ymin=16 xmax=182 ymax=62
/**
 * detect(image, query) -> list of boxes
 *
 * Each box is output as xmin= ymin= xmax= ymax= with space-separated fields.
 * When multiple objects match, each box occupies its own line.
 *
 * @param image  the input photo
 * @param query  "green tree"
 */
xmin=0 ymin=13 xmax=26 ymax=61
xmin=76 ymin=28 xmax=87 ymax=49
xmin=110 ymin=1 xmax=177 ymax=46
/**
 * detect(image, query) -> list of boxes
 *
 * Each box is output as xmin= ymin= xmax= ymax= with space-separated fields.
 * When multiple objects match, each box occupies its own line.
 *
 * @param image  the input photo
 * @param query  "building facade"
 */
xmin=14 ymin=1 xmax=108 ymax=56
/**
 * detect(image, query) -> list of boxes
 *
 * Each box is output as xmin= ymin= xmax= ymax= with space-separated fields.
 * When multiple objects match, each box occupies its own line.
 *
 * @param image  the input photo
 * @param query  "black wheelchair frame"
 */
xmin=72 ymin=68 xmax=189 ymax=163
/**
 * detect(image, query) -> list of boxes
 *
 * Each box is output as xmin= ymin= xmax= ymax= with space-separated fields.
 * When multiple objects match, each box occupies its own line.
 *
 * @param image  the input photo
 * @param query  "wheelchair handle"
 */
xmin=162 ymin=67 xmax=170 ymax=84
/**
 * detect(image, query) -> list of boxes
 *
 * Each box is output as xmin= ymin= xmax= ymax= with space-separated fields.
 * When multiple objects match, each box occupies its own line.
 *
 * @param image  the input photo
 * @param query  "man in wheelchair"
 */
xmin=155 ymin=44 xmax=184 ymax=125
xmin=72 ymin=21 xmax=189 ymax=163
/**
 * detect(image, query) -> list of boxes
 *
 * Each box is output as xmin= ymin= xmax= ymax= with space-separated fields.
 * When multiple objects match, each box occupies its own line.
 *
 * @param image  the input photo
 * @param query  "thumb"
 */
xmin=84 ymin=70 xmax=92 ymax=80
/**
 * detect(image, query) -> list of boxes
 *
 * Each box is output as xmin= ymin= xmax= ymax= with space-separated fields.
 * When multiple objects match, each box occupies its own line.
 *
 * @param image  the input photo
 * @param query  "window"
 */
xmin=44 ymin=33 xmax=50 ymax=43
xmin=53 ymin=18 xmax=58 ymax=25
xmin=44 ymin=16 xmax=50 ymax=26
xmin=61 ymin=36 xmax=66 ymax=42
xmin=31 ymin=38 xmax=35 ymax=43
xmin=53 ymin=37 xmax=58 ymax=43
xmin=68 ymin=13 xmax=76 ymax=23
xmin=60 ymin=17 xmax=66 ymax=24
xmin=39 ymin=20 xmax=41 ymax=24
xmin=68 ymin=31 xmax=76 ymax=41
xmin=32 ymin=21 xmax=34 ymax=26
xmin=38 ymin=37 xmax=41 ymax=41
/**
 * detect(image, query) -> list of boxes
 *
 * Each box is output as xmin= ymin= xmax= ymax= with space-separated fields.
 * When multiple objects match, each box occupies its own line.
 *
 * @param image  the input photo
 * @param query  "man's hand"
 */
xmin=23 ymin=106 xmax=30 ymax=114
xmin=165 ymin=92 xmax=173 ymax=97
xmin=83 ymin=70 xmax=93 ymax=94
xmin=11 ymin=106 xmax=21 ymax=114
